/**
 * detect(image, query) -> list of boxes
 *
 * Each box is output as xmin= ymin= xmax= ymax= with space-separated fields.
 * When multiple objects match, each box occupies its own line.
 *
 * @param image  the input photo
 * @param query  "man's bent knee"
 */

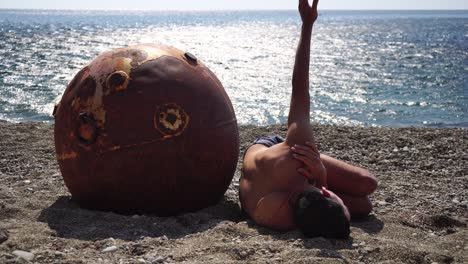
xmin=356 ymin=170 xmax=378 ymax=196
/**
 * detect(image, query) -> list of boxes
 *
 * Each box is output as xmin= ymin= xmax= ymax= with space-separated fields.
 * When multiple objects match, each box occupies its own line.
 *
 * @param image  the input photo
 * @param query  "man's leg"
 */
xmin=320 ymin=154 xmax=378 ymax=197
xmin=334 ymin=192 xmax=373 ymax=218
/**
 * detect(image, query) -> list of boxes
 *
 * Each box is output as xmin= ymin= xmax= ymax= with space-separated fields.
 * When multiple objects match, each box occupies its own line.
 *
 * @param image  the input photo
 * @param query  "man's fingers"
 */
xmin=305 ymin=141 xmax=319 ymax=153
xmin=297 ymin=168 xmax=312 ymax=178
xmin=292 ymin=145 xmax=315 ymax=154
xmin=292 ymin=146 xmax=318 ymax=159
xmin=293 ymin=153 xmax=312 ymax=164
xmin=292 ymin=142 xmax=320 ymax=155
xmin=293 ymin=154 xmax=320 ymax=170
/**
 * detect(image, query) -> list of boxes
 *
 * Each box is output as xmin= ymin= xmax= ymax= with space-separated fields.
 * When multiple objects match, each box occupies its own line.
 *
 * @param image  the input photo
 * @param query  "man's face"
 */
xmin=320 ymin=187 xmax=351 ymax=221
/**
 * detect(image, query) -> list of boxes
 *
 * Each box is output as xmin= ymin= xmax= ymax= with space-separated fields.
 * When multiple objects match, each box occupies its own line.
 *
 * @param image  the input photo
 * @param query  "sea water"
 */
xmin=0 ymin=10 xmax=467 ymax=127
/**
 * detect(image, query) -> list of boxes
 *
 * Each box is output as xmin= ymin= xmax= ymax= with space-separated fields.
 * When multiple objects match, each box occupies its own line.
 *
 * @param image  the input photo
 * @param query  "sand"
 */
xmin=0 ymin=120 xmax=466 ymax=263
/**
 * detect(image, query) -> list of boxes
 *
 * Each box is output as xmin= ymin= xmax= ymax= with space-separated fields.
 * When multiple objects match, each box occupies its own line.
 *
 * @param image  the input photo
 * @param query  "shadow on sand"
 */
xmin=38 ymin=195 xmax=243 ymax=242
xmin=39 ymin=195 xmax=384 ymax=246
xmin=351 ymin=214 xmax=385 ymax=234
xmin=246 ymin=214 xmax=385 ymax=252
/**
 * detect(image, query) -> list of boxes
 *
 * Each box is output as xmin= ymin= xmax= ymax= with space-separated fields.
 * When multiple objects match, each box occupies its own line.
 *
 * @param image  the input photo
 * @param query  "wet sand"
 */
xmin=0 ymin=121 xmax=466 ymax=263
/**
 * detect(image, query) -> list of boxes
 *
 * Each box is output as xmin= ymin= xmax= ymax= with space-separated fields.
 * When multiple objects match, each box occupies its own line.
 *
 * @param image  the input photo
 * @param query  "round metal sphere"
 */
xmin=54 ymin=44 xmax=239 ymax=215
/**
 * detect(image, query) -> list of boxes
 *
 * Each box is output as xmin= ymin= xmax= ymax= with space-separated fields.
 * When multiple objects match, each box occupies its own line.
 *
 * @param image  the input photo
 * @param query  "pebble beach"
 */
xmin=0 ymin=121 xmax=466 ymax=263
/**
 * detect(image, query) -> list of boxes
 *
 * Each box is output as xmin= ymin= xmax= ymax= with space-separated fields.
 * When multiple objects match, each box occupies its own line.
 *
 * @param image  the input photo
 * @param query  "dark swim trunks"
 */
xmin=252 ymin=135 xmax=285 ymax=148
xmin=242 ymin=134 xmax=285 ymax=160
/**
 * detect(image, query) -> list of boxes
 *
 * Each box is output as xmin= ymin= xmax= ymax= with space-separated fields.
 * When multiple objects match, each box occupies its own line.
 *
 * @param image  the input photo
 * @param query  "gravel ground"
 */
xmin=0 ymin=120 xmax=467 ymax=263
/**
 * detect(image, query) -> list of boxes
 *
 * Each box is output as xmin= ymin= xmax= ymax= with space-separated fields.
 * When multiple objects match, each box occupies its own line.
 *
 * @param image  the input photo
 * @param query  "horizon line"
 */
xmin=1 ymin=8 xmax=467 ymax=12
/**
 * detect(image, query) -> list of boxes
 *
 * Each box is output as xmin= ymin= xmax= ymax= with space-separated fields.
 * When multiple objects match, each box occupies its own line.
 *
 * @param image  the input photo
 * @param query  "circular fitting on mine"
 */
xmin=154 ymin=103 xmax=190 ymax=137
xmin=106 ymin=71 xmax=130 ymax=92
xmin=77 ymin=112 xmax=97 ymax=145
xmin=184 ymin=52 xmax=198 ymax=64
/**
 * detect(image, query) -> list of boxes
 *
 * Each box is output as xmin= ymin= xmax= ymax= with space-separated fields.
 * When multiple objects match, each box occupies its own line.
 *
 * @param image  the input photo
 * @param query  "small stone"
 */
xmin=352 ymin=243 xmax=359 ymax=248
xmin=363 ymin=247 xmax=373 ymax=253
xmin=12 ymin=250 xmax=35 ymax=261
xmin=239 ymin=250 xmax=249 ymax=258
xmin=402 ymin=146 xmax=409 ymax=152
xmin=0 ymin=229 xmax=8 ymax=244
xmin=101 ymin=246 xmax=119 ymax=253
xmin=24 ymin=180 xmax=31 ymax=184
xmin=160 ymin=235 xmax=168 ymax=240
xmin=452 ymin=199 xmax=460 ymax=204
xmin=105 ymin=238 xmax=115 ymax=245
xmin=155 ymin=256 xmax=165 ymax=263
xmin=132 ymin=215 xmax=140 ymax=219
xmin=393 ymin=147 xmax=399 ymax=152
xmin=137 ymin=258 xmax=148 ymax=264
xmin=359 ymin=242 xmax=366 ymax=246
xmin=377 ymin=201 xmax=387 ymax=206
xmin=412 ymin=233 xmax=417 ymax=236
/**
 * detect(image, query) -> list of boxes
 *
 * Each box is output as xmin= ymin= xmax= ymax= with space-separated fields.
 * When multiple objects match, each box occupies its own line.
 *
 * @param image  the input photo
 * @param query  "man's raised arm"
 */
xmin=286 ymin=0 xmax=319 ymax=146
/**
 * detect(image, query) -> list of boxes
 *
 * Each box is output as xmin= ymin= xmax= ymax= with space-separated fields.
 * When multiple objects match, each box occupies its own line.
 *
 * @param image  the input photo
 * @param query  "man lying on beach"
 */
xmin=239 ymin=0 xmax=378 ymax=239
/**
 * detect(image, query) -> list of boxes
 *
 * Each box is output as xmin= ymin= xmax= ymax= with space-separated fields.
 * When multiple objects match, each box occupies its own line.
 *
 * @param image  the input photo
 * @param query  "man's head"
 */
xmin=293 ymin=187 xmax=350 ymax=239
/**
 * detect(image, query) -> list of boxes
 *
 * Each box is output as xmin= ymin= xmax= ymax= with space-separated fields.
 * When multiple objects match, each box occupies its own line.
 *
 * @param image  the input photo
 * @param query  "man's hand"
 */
xmin=291 ymin=141 xmax=327 ymax=188
xmin=299 ymin=0 xmax=319 ymax=27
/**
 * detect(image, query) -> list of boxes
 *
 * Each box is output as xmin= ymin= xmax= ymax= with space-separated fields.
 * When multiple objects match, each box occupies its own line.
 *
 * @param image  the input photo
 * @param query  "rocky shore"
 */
xmin=0 ymin=121 xmax=466 ymax=263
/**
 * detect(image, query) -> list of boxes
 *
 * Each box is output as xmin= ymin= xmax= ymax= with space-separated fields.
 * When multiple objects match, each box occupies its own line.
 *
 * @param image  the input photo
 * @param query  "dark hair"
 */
xmin=293 ymin=189 xmax=350 ymax=239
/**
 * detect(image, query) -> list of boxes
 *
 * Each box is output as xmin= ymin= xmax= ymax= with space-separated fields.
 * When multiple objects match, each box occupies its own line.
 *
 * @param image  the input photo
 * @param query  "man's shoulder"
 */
xmin=255 ymin=143 xmax=291 ymax=165
xmin=253 ymin=191 xmax=296 ymax=231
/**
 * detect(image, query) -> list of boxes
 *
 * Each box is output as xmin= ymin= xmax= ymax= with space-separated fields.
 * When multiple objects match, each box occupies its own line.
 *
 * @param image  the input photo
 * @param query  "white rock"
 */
xmin=12 ymin=250 xmax=35 ymax=261
xmin=155 ymin=256 xmax=165 ymax=263
xmin=403 ymin=146 xmax=409 ymax=152
xmin=377 ymin=201 xmax=387 ymax=206
xmin=393 ymin=147 xmax=399 ymax=152
xmin=24 ymin=180 xmax=31 ymax=184
xmin=101 ymin=246 xmax=118 ymax=253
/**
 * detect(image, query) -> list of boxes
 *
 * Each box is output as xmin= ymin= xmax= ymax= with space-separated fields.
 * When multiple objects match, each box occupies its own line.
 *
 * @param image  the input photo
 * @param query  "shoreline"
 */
xmin=0 ymin=121 xmax=467 ymax=263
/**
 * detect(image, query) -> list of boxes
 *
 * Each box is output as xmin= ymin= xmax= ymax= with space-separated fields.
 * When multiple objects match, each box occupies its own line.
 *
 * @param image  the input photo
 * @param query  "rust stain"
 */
xmin=109 ymin=146 xmax=122 ymax=151
xmin=57 ymin=152 xmax=78 ymax=161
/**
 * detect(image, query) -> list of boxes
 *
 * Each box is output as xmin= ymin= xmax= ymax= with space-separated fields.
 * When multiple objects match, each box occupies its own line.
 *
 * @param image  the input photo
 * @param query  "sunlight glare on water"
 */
xmin=0 ymin=10 xmax=467 ymax=127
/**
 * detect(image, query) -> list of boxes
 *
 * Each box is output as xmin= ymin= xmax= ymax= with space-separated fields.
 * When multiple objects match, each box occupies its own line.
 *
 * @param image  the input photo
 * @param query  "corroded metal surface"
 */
xmin=54 ymin=44 xmax=239 ymax=215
